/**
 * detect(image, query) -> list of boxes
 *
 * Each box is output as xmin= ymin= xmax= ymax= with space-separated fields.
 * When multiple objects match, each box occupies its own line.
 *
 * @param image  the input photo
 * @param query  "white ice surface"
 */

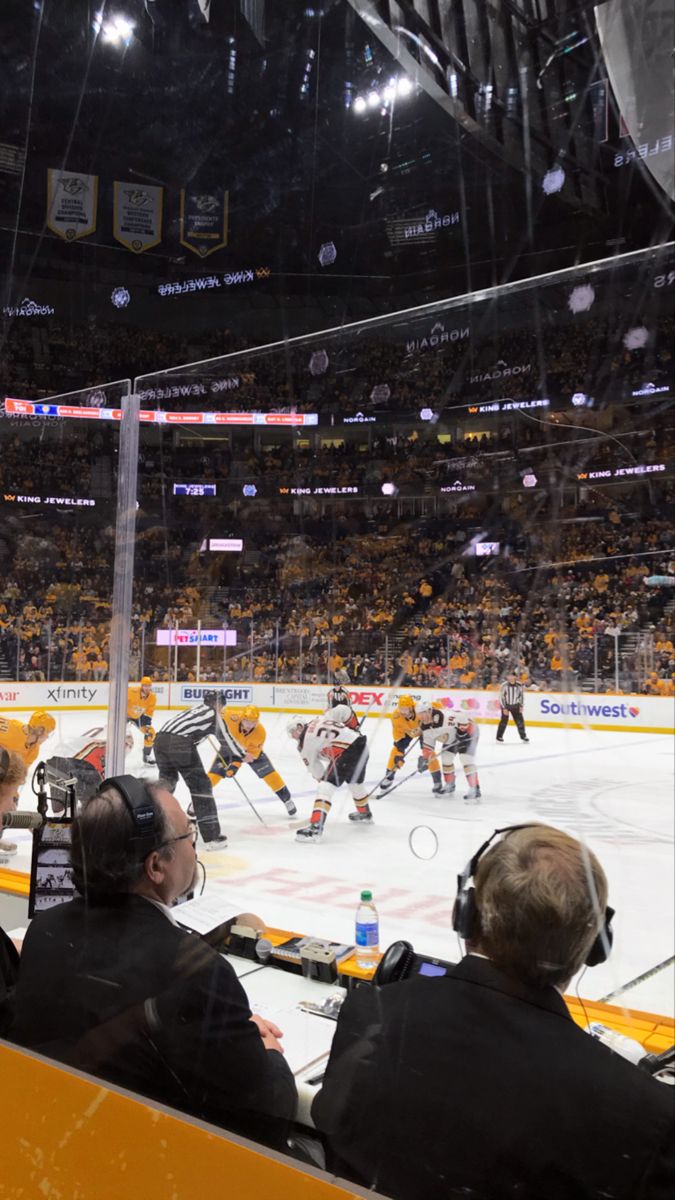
xmin=6 ymin=709 xmax=674 ymax=1017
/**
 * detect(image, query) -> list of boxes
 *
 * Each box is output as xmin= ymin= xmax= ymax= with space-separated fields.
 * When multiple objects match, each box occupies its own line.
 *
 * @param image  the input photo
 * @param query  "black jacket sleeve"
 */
xmin=150 ymin=934 xmax=297 ymax=1148
xmin=0 ymin=925 xmax=20 ymax=1038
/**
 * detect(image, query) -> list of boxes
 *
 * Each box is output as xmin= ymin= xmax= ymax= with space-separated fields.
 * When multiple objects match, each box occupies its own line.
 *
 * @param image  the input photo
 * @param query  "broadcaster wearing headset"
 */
xmin=0 ymin=748 xmax=27 ymax=1032
xmin=11 ymin=775 xmax=297 ymax=1150
xmin=313 ymin=824 xmax=674 ymax=1200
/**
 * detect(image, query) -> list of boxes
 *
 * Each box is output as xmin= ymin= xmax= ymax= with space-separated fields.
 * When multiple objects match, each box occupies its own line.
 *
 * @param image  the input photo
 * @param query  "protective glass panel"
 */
xmin=1 ymin=2 xmax=673 ymax=1194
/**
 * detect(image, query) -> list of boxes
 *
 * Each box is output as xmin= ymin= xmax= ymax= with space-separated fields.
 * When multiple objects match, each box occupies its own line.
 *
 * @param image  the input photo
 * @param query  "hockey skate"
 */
xmin=296 ymin=823 xmax=324 ymax=842
xmin=348 ymin=807 xmax=373 ymax=824
xmin=283 ymin=797 xmax=298 ymax=816
xmin=204 ymin=834 xmax=228 ymax=850
xmin=432 ymin=782 xmax=455 ymax=795
xmin=463 ymin=786 xmax=481 ymax=804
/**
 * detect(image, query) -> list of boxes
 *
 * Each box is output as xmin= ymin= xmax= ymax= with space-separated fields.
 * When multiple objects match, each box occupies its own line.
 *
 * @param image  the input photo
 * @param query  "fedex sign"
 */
xmin=348 ymin=690 xmax=385 ymax=707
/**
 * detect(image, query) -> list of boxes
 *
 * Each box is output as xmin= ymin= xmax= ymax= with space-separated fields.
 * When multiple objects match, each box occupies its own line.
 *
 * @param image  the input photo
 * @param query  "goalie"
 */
xmin=208 ymin=706 xmax=296 ymax=816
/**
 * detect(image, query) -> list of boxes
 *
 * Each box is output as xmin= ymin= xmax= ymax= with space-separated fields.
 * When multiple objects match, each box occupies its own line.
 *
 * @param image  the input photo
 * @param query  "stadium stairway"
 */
xmin=0 ymin=647 xmax=13 ymax=681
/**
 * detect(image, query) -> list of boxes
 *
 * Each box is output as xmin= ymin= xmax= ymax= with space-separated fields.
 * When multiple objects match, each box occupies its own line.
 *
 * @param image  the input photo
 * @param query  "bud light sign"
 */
xmin=181 ymin=685 xmax=252 ymax=703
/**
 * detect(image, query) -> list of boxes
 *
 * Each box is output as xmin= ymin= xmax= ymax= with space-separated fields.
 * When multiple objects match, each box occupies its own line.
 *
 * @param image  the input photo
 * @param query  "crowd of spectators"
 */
xmin=1 ymin=289 xmax=673 ymax=697
xmin=1 ymin=490 xmax=672 ymax=694
xmin=1 ymin=298 xmax=672 ymax=419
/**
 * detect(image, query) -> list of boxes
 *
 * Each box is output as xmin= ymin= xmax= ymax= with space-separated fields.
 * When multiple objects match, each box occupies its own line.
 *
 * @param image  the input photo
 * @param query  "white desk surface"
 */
xmin=238 ymin=965 xmax=344 ymax=1125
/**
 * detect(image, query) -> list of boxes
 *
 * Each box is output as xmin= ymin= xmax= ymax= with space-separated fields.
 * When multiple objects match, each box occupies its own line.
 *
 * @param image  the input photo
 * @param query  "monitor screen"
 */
xmin=29 ymin=819 xmax=79 ymax=917
xmin=418 ymin=960 xmax=448 ymax=978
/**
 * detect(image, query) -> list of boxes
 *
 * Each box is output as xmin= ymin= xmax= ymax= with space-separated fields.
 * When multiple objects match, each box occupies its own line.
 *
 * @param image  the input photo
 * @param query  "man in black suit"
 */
xmin=11 ymin=776 xmax=296 ymax=1150
xmin=313 ymin=825 xmax=674 ymax=1199
xmin=0 ymin=748 xmax=25 ymax=1034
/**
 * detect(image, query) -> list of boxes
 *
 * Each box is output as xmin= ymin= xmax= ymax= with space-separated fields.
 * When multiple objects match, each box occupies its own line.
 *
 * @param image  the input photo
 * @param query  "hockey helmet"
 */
xmin=416 ymin=700 xmax=433 ymax=718
xmin=455 ymin=710 xmax=470 ymax=727
xmin=286 ymin=716 xmax=306 ymax=739
xmin=29 ymin=710 xmax=56 ymax=735
xmin=240 ymin=705 xmax=260 ymax=725
xmin=140 ymin=676 xmax=153 ymax=687
xmin=397 ymin=693 xmax=415 ymax=711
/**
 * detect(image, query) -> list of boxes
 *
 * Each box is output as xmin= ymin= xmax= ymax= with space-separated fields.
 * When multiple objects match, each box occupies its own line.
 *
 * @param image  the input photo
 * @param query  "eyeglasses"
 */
xmin=157 ymin=820 xmax=198 ymax=852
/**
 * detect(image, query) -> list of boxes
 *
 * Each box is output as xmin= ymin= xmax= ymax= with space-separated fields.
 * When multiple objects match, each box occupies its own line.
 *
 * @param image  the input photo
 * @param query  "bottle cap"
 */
xmin=360 ymin=889 xmax=372 ymax=901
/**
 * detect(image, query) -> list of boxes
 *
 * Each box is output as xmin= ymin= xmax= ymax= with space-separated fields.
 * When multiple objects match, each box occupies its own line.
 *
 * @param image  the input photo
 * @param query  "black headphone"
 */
xmin=452 ymin=824 xmax=614 ymax=967
xmin=98 ymin=774 xmax=160 ymax=861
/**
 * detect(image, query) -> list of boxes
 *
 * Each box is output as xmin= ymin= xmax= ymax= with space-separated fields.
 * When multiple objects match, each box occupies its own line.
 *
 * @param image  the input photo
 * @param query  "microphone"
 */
xmin=255 ymin=937 xmax=273 ymax=964
xmin=1 ymin=811 xmax=44 ymax=831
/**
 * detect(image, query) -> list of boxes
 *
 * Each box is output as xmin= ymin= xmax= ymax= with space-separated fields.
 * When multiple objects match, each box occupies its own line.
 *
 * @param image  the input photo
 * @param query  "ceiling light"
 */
xmin=623 ymin=326 xmax=649 ymax=350
xmin=542 ymin=165 xmax=565 ymax=194
xmin=397 ymin=77 xmax=413 ymax=96
xmin=367 ymin=91 xmax=380 ymax=108
xmin=567 ymin=284 xmax=595 ymax=314
xmin=101 ymin=14 xmax=135 ymax=46
xmin=353 ymin=96 xmax=367 ymax=114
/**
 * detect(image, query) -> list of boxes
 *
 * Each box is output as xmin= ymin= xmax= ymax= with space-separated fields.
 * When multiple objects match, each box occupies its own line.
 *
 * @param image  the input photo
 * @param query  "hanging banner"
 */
xmin=113 ymin=181 xmax=163 ymax=253
xmin=179 ymin=188 xmax=229 ymax=257
xmin=46 ymin=168 xmax=98 ymax=241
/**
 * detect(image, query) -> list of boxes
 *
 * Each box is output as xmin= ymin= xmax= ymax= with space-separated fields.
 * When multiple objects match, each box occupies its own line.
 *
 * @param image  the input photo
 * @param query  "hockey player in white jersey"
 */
xmin=417 ymin=702 xmax=481 ymax=803
xmin=287 ymin=704 xmax=372 ymax=841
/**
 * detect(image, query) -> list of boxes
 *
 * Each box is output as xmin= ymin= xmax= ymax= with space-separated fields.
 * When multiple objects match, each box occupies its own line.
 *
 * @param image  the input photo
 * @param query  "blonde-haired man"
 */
xmin=314 ymin=824 xmax=674 ymax=1200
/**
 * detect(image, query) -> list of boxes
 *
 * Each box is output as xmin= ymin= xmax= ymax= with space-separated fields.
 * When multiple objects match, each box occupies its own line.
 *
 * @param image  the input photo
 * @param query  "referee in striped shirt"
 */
xmin=154 ymin=691 xmax=227 ymax=848
xmin=496 ymin=671 xmax=529 ymax=743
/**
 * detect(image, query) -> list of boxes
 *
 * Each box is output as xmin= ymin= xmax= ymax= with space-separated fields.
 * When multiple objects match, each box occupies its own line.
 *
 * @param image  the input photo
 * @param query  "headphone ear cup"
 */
xmin=585 ymin=907 xmax=614 ymax=967
xmin=452 ymin=887 xmax=479 ymax=941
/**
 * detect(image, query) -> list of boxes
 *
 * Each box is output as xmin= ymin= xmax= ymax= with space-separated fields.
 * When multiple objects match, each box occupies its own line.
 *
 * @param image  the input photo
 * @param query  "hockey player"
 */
xmin=0 ymin=710 xmax=56 ymax=770
xmin=377 ymin=694 xmax=420 ymax=794
xmin=417 ymin=703 xmax=481 ymax=803
xmin=287 ymin=705 xmax=372 ymax=841
xmin=154 ymin=691 xmax=228 ymax=848
xmin=207 ymin=705 xmax=296 ymax=816
xmin=44 ymin=722 xmax=144 ymax=814
xmin=325 ymin=681 xmax=359 ymax=730
xmin=452 ymin=709 xmax=482 ymax=803
xmin=127 ymin=676 xmax=157 ymax=764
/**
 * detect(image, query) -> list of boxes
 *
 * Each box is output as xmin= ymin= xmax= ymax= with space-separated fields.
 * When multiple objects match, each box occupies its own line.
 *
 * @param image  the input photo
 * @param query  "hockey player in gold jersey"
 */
xmin=208 ymin=706 xmax=297 ymax=815
xmin=0 ymin=710 xmax=56 ymax=771
xmin=376 ymin=695 xmax=420 ymax=795
xmin=127 ymin=677 xmax=157 ymax=763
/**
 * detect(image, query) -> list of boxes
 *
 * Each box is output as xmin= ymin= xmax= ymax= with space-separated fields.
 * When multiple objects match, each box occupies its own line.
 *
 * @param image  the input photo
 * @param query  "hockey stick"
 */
xmin=365 ymin=735 xmax=422 ymax=800
xmin=207 ymin=734 xmax=266 ymax=826
xmin=368 ymin=764 xmax=421 ymax=799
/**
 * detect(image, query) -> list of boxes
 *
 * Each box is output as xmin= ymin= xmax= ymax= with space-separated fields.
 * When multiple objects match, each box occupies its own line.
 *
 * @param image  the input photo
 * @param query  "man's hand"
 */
xmin=243 ymin=752 xmax=255 ymax=764
xmin=250 ymin=1012 xmax=285 ymax=1053
xmin=417 ymin=755 xmax=429 ymax=773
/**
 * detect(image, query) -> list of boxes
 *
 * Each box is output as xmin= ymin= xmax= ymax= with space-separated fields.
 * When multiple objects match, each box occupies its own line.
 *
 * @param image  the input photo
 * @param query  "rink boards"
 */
xmin=0 ymin=680 xmax=672 ymax=735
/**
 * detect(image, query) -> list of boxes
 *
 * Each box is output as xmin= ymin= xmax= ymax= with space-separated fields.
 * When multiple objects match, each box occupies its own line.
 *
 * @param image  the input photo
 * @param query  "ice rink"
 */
xmin=6 ymin=708 xmax=674 ymax=1017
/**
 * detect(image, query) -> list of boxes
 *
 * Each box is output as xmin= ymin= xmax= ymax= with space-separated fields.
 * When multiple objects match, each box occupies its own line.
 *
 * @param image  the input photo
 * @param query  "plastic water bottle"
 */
xmin=355 ymin=889 xmax=379 ymax=970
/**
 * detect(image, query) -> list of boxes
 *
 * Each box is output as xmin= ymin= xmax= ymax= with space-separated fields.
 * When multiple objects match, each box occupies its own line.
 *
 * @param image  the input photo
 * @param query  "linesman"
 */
xmin=496 ymin=671 xmax=529 ymax=743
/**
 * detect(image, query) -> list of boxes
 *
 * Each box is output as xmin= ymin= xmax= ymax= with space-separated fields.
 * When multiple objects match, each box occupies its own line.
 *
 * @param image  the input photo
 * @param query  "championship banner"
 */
xmin=113 ymin=181 xmax=163 ymax=253
xmin=46 ymin=169 xmax=98 ymax=241
xmin=179 ymin=188 xmax=228 ymax=257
